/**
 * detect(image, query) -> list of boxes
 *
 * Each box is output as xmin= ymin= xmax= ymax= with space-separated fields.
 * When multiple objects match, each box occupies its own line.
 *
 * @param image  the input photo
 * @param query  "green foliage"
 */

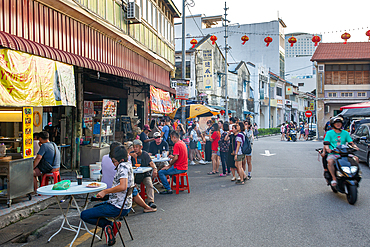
xmin=257 ymin=128 xmax=280 ymax=136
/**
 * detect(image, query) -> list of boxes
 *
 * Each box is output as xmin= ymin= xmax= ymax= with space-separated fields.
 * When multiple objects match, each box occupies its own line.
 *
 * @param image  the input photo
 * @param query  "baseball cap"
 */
xmin=133 ymin=139 xmax=142 ymax=146
xmin=143 ymin=124 xmax=151 ymax=131
xmin=153 ymin=132 xmax=161 ymax=138
xmin=126 ymin=141 xmax=133 ymax=149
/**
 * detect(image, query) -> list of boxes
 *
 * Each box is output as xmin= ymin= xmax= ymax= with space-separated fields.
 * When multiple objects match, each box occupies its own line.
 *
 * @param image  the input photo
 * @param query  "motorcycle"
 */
xmin=316 ymin=144 xmax=362 ymax=205
xmin=289 ymin=129 xmax=297 ymax=142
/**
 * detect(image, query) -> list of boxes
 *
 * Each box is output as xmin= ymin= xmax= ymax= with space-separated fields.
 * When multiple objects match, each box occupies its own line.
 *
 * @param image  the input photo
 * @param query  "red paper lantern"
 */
xmin=341 ymin=32 xmax=351 ymax=44
xmin=312 ymin=35 xmax=321 ymax=46
xmin=366 ymin=30 xmax=370 ymax=41
xmin=210 ymin=35 xmax=217 ymax=45
xmin=288 ymin=36 xmax=297 ymax=47
xmin=241 ymin=35 xmax=249 ymax=45
xmin=264 ymin=36 xmax=273 ymax=47
xmin=220 ymin=110 xmax=225 ymax=115
xmin=190 ymin=39 xmax=198 ymax=48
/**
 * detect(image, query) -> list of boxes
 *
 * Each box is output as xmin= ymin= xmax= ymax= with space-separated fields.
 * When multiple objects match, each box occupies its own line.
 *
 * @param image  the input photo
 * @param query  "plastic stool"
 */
xmin=139 ymin=183 xmax=147 ymax=200
xmin=40 ymin=171 xmax=61 ymax=187
xmin=171 ymin=173 xmax=190 ymax=194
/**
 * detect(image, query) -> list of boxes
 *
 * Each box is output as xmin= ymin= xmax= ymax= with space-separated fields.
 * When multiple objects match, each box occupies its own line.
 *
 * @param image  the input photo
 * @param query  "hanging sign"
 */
xmin=175 ymin=79 xmax=189 ymax=100
xmin=286 ymin=86 xmax=293 ymax=95
xmin=202 ymin=50 xmax=213 ymax=90
xmin=23 ymin=107 xmax=33 ymax=159
xmin=150 ymin=86 xmax=173 ymax=114
xmin=0 ymin=49 xmax=75 ymax=107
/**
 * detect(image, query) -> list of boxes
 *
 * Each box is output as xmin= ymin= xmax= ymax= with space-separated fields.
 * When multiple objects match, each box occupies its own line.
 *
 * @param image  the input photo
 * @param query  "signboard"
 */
xmin=0 ymin=49 xmax=75 ymax=107
xmin=202 ymin=50 xmax=213 ymax=90
xmin=150 ymin=85 xmax=173 ymax=114
xmin=175 ymin=79 xmax=189 ymax=100
xmin=286 ymin=86 xmax=293 ymax=95
xmin=23 ymin=107 xmax=33 ymax=159
xmin=305 ymin=110 xmax=313 ymax=118
xmin=277 ymin=99 xmax=283 ymax=105
xmin=102 ymin=99 xmax=117 ymax=118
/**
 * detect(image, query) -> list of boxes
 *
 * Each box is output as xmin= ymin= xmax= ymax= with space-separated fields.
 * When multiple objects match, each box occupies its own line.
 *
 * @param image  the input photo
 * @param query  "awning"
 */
xmin=340 ymin=101 xmax=370 ymax=111
xmin=207 ymin=105 xmax=236 ymax=113
xmin=0 ymin=31 xmax=175 ymax=94
xmin=243 ymin=111 xmax=255 ymax=115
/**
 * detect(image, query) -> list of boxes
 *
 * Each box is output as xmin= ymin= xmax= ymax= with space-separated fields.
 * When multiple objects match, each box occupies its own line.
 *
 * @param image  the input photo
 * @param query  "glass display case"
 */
xmin=92 ymin=116 xmax=116 ymax=148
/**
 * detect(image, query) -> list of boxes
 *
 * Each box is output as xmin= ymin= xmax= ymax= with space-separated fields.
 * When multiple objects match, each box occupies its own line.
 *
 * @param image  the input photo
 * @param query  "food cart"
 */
xmin=0 ymin=107 xmax=34 ymax=207
xmin=80 ymin=100 xmax=117 ymax=166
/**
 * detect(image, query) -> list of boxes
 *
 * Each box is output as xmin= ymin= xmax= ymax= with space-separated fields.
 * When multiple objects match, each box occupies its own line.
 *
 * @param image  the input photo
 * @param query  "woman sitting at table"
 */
xmin=80 ymin=145 xmax=134 ymax=246
xmin=101 ymin=141 xmax=156 ymax=213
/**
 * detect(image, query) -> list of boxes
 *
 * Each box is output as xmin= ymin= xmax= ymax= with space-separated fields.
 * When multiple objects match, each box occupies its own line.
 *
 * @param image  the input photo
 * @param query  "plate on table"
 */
xmin=86 ymin=182 xmax=101 ymax=188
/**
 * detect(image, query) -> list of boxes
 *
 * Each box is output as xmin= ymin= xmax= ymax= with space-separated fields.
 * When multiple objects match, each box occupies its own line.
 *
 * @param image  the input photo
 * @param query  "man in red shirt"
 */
xmin=158 ymin=131 xmax=188 ymax=194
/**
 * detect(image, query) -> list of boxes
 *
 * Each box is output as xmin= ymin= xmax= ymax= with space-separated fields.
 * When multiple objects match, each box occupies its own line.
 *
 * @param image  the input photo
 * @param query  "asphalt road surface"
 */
xmin=11 ymin=136 xmax=370 ymax=247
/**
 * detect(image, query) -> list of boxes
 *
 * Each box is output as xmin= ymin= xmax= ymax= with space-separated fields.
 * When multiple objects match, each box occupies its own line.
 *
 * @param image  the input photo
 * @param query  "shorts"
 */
xmin=327 ymin=153 xmax=353 ymax=161
xmin=217 ymin=151 xmax=220 ymax=156
xmin=236 ymin=154 xmax=245 ymax=162
xmin=212 ymin=150 xmax=218 ymax=155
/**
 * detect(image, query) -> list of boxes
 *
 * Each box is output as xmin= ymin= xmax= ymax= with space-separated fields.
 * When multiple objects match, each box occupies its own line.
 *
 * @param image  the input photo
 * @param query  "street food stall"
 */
xmin=80 ymin=99 xmax=117 ymax=166
xmin=0 ymin=48 xmax=76 ymax=206
xmin=0 ymin=107 xmax=34 ymax=206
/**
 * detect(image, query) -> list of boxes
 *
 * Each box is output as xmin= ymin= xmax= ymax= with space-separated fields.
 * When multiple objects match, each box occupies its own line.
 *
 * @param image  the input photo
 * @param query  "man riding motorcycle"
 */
xmin=324 ymin=116 xmax=359 ymax=187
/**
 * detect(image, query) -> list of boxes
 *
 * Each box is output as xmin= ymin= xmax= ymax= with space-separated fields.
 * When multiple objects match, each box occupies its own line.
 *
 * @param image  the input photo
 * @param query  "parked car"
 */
xmin=351 ymin=123 xmax=370 ymax=165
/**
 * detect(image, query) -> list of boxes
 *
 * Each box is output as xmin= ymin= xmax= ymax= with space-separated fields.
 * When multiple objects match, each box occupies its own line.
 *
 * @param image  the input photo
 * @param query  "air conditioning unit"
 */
xmin=127 ymin=2 xmax=141 ymax=23
xmin=324 ymin=105 xmax=330 ymax=114
xmin=318 ymin=64 xmax=325 ymax=73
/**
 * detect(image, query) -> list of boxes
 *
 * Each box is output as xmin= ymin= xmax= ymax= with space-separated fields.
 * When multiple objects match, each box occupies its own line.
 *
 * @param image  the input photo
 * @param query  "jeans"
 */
xmin=158 ymin=167 xmax=187 ymax=191
xmin=80 ymin=202 xmax=130 ymax=228
xmin=220 ymin=151 xmax=230 ymax=174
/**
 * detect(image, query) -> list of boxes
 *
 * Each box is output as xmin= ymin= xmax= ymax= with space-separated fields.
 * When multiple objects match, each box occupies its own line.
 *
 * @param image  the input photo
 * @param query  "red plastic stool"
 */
xmin=171 ymin=173 xmax=190 ymax=194
xmin=40 ymin=171 xmax=61 ymax=187
xmin=139 ymin=183 xmax=147 ymax=200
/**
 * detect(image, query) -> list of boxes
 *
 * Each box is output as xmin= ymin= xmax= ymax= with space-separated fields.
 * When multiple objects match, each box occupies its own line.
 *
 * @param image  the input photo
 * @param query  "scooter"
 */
xmin=316 ymin=143 xmax=362 ymax=205
xmin=289 ymin=129 xmax=297 ymax=142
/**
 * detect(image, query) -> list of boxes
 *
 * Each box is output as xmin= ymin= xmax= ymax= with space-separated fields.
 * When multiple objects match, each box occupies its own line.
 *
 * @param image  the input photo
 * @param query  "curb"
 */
xmin=0 ymin=196 xmax=57 ymax=230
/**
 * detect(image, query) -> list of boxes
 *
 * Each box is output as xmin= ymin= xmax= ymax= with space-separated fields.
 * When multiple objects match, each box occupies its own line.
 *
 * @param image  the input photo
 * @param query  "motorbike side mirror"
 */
xmin=360 ymin=136 xmax=367 ymax=141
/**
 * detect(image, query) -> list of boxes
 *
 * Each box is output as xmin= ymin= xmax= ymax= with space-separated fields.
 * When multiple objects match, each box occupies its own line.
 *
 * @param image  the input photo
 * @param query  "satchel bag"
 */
xmin=37 ymin=142 xmax=56 ymax=173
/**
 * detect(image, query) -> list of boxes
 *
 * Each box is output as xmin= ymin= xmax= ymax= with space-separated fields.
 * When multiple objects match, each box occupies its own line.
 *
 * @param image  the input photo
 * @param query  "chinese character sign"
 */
xmin=202 ymin=50 xmax=213 ymax=90
xmin=23 ymin=107 xmax=33 ymax=159
xmin=175 ymin=80 xmax=189 ymax=100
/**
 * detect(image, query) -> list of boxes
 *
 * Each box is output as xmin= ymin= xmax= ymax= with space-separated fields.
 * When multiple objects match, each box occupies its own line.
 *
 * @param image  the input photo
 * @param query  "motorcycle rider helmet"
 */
xmin=330 ymin=116 xmax=344 ymax=129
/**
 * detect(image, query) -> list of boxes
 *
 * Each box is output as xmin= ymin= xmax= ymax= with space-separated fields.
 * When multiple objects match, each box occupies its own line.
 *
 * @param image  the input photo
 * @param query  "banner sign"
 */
xmin=203 ymin=50 xmax=213 ymax=90
xmin=150 ymin=86 xmax=173 ymax=114
xmin=286 ymin=86 xmax=293 ymax=95
xmin=23 ymin=107 xmax=33 ymax=159
xmin=0 ymin=49 xmax=75 ymax=107
xmin=175 ymin=79 xmax=189 ymax=100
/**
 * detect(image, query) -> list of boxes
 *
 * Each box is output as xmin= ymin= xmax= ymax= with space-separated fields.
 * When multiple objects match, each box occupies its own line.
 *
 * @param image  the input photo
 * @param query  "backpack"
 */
xmin=241 ymin=133 xmax=252 ymax=155
xmin=165 ymin=125 xmax=175 ymax=146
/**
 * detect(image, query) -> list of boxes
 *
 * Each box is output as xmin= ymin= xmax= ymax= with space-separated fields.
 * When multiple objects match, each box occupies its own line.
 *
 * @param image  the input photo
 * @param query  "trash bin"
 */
xmin=80 ymin=165 xmax=90 ymax=178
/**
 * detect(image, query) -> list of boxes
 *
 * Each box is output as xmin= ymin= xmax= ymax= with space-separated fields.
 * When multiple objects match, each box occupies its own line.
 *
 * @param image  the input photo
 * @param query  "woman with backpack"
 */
xmin=233 ymin=122 xmax=248 ymax=184
xmin=244 ymin=121 xmax=254 ymax=180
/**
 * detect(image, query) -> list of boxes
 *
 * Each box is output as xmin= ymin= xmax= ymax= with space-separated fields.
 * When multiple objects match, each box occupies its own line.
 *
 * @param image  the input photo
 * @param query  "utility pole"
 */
xmin=224 ymin=1 xmax=229 ymax=122
xmin=181 ymin=0 xmax=186 ymax=124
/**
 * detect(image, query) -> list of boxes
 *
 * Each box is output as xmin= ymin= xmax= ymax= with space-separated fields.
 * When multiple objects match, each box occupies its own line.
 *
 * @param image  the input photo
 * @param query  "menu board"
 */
xmin=102 ymin=99 xmax=117 ymax=118
xmin=23 ymin=107 xmax=33 ymax=159
xmin=84 ymin=101 xmax=94 ymax=117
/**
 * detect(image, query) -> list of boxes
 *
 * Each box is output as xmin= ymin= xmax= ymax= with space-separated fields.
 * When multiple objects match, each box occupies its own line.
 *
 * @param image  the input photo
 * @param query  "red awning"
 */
xmin=340 ymin=101 xmax=370 ymax=111
xmin=0 ymin=31 xmax=175 ymax=94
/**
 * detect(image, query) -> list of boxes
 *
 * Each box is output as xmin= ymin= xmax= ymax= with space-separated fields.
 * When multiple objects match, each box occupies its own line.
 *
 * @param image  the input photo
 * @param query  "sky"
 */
xmin=172 ymin=0 xmax=370 ymax=43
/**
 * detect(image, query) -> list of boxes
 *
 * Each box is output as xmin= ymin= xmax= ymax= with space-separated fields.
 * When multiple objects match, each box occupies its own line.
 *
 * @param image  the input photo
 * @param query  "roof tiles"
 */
xmin=311 ymin=42 xmax=370 ymax=62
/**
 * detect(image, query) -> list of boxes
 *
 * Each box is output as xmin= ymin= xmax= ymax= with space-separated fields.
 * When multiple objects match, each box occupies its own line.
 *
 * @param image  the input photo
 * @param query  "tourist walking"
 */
xmin=219 ymin=123 xmax=231 ymax=177
xmin=304 ymin=122 xmax=309 ymax=141
xmin=244 ymin=121 xmax=254 ymax=180
xmin=189 ymin=125 xmax=199 ymax=165
xmin=253 ymin=123 xmax=259 ymax=140
xmin=233 ymin=123 xmax=248 ymax=184
xmin=207 ymin=123 xmax=220 ymax=175
xmin=203 ymin=120 xmax=213 ymax=162
xmin=227 ymin=125 xmax=237 ymax=181
xmin=280 ymin=123 xmax=286 ymax=141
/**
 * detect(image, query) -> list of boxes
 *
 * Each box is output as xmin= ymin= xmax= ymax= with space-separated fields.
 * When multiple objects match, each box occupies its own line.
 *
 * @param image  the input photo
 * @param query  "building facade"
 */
xmin=311 ymin=42 xmax=370 ymax=138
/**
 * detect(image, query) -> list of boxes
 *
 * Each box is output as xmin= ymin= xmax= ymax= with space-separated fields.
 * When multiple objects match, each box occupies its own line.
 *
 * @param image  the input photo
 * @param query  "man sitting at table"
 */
xmin=148 ymin=132 xmax=169 ymax=170
xmin=33 ymin=131 xmax=60 ymax=192
xmin=129 ymin=139 xmax=157 ymax=209
xmin=81 ymin=145 xmax=134 ymax=246
xmin=158 ymin=131 xmax=188 ymax=194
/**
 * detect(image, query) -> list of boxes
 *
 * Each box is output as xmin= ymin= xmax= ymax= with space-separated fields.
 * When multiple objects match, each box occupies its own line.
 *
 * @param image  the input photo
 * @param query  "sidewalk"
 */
xmin=0 ymin=169 xmax=96 ymax=232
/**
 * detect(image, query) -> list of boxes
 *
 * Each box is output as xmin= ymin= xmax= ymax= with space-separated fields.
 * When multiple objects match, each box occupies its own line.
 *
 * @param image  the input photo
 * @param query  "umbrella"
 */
xmin=168 ymin=104 xmax=220 ymax=119
xmin=340 ymin=101 xmax=370 ymax=111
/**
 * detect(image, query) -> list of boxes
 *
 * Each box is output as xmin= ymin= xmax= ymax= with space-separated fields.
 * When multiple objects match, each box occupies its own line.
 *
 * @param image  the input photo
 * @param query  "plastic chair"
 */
xmin=171 ymin=172 xmax=190 ymax=194
xmin=40 ymin=171 xmax=61 ymax=187
xmin=91 ymin=187 xmax=134 ymax=247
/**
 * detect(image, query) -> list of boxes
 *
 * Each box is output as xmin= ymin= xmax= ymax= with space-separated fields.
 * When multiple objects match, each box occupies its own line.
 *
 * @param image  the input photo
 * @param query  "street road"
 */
xmin=9 ymin=136 xmax=370 ymax=247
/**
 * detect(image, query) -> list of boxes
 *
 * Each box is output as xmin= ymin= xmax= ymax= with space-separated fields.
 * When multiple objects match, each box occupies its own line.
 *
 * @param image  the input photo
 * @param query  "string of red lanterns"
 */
xmin=190 ymin=30 xmax=370 ymax=48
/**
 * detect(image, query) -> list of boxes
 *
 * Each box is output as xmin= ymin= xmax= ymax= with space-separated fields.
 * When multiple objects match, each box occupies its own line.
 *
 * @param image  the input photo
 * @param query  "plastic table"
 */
xmin=132 ymin=167 xmax=159 ymax=197
xmin=152 ymin=157 xmax=170 ymax=163
xmin=37 ymin=182 xmax=107 ymax=247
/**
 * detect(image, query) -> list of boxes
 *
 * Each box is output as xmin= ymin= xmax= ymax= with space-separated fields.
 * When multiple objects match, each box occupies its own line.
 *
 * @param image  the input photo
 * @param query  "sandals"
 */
xmin=331 ymin=180 xmax=337 ymax=187
xmin=207 ymin=171 xmax=216 ymax=175
xmin=235 ymin=180 xmax=245 ymax=185
xmin=231 ymin=177 xmax=236 ymax=181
